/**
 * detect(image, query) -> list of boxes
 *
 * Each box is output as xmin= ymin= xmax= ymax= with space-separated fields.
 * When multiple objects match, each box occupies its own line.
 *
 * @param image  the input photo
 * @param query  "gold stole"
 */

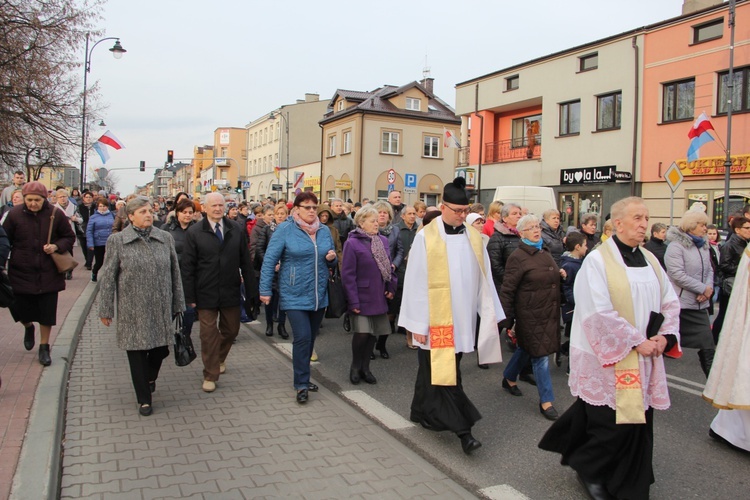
xmin=599 ymin=242 xmax=664 ymax=424
xmin=424 ymin=221 xmax=485 ymax=386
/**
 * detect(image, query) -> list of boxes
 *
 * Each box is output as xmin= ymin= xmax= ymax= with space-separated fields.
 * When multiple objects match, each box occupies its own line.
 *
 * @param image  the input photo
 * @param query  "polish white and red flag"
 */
xmin=91 ymin=130 xmax=125 ymax=164
xmin=98 ymin=130 xmax=125 ymax=150
xmin=687 ymin=112 xmax=715 ymax=162
xmin=443 ymin=127 xmax=460 ymax=148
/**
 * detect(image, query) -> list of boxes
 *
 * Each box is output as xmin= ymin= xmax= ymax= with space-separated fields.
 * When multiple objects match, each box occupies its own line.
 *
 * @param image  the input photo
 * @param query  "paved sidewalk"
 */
xmin=0 ymin=271 xmax=93 ymax=499
xmin=57 ymin=300 xmax=477 ymax=499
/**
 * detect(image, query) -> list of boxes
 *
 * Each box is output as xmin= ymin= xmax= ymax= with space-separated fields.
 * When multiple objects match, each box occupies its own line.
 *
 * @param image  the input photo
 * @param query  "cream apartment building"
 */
xmin=455 ymin=33 xmax=643 ymax=230
xmin=320 ymin=79 xmax=461 ymax=205
xmin=244 ymin=94 xmax=329 ymax=202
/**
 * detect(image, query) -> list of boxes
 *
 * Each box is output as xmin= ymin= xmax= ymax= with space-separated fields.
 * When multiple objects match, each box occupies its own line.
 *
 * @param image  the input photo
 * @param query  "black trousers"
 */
xmin=92 ymin=246 xmax=106 ymax=277
xmin=126 ymin=346 xmax=169 ymax=405
xmin=77 ymin=235 xmax=93 ymax=267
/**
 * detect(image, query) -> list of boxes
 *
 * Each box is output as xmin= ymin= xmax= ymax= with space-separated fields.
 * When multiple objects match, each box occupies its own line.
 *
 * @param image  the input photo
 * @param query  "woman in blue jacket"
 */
xmin=259 ymin=193 xmax=337 ymax=404
xmin=86 ymin=197 xmax=115 ymax=282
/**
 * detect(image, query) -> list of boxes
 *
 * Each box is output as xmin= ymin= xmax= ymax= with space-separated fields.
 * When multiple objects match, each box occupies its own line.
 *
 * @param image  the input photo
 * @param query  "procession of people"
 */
xmin=2 ymin=175 xmax=748 ymax=499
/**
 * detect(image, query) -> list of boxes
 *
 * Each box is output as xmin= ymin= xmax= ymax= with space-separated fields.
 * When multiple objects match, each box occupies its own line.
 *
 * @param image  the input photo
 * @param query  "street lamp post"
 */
xmin=268 ymin=111 xmax=290 ymax=201
xmin=80 ymin=33 xmax=126 ymax=192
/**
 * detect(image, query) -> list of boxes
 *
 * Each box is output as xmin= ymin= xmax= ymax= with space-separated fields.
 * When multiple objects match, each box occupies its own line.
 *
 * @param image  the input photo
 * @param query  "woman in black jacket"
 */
xmin=165 ymin=199 xmax=197 ymax=341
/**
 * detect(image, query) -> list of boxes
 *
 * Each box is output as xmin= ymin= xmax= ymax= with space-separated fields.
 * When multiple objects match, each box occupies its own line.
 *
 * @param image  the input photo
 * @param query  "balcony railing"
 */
xmin=484 ymin=136 xmax=541 ymax=163
xmin=457 ymin=146 xmax=470 ymax=167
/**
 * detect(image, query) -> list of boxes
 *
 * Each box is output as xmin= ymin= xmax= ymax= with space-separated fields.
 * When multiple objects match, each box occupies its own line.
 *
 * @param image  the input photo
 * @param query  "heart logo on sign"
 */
xmin=574 ymin=172 xmax=583 ymax=183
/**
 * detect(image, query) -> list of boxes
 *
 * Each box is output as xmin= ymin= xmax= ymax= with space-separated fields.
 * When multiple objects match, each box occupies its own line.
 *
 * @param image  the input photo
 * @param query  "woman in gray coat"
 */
xmin=665 ymin=210 xmax=715 ymax=377
xmin=99 ymin=197 xmax=185 ymax=416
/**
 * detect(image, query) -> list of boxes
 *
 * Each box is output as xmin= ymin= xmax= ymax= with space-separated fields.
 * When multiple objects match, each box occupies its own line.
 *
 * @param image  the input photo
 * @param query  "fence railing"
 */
xmin=484 ymin=136 xmax=541 ymax=163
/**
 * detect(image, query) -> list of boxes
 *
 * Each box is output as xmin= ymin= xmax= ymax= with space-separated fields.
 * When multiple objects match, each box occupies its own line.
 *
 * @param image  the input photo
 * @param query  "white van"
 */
xmin=492 ymin=186 xmax=557 ymax=216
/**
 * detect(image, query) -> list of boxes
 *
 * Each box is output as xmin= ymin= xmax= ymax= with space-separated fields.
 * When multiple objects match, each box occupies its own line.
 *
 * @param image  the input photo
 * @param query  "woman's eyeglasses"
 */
xmin=298 ymin=205 xmax=318 ymax=211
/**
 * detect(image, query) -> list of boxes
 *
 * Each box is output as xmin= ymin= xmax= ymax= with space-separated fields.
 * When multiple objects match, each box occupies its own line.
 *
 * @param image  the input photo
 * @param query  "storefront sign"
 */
xmin=334 ymin=180 xmax=352 ymax=189
xmin=677 ymin=155 xmax=750 ymax=176
xmin=304 ymin=176 xmax=320 ymax=190
xmin=560 ymin=166 xmax=616 ymax=185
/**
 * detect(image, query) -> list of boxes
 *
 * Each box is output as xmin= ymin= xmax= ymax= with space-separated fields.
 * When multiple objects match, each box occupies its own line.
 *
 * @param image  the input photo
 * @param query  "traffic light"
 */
xmin=139 ymin=161 xmax=145 ymax=172
xmin=167 ymin=150 xmax=174 ymax=163
xmin=236 ymin=181 xmax=242 ymax=194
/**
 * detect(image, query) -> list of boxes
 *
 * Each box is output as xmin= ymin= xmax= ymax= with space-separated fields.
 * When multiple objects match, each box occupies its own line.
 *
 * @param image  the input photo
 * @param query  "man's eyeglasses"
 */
xmin=298 ymin=205 xmax=318 ymax=211
xmin=443 ymin=203 xmax=470 ymax=215
xmin=741 ymin=225 xmax=750 ymax=230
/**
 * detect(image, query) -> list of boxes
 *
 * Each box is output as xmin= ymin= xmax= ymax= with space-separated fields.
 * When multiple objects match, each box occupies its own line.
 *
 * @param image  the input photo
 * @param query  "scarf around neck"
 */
xmin=355 ymin=228 xmax=391 ymax=282
xmin=521 ymin=238 xmax=543 ymax=249
xmin=131 ymin=225 xmax=153 ymax=242
xmin=292 ymin=212 xmax=320 ymax=238
xmin=689 ymin=233 xmax=706 ymax=249
xmin=379 ymin=223 xmax=394 ymax=236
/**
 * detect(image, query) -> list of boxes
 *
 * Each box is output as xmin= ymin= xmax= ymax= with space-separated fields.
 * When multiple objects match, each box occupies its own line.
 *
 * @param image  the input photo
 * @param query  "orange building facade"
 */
xmin=641 ymin=1 xmax=750 ymax=224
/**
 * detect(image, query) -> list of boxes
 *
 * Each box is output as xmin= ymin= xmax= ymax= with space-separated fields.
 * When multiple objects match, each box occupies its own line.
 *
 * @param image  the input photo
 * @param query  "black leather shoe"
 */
xmin=555 ymin=351 xmax=562 ymax=367
xmin=360 ymin=370 xmax=377 ymax=384
xmin=265 ymin=323 xmax=274 ymax=336
xmin=379 ymin=348 xmax=390 ymax=359
xmin=576 ymin=473 xmax=615 ymax=500
xmin=139 ymin=404 xmax=153 ymax=416
xmin=38 ymin=344 xmax=51 ymax=366
xmin=296 ymin=389 xmax=308 ymax=404
xmin=278 ymin=324 xmax=289 ymax=339
xmin=539 ymin=403 xmax=559 ymax=421
xmin=478 ymin=363 xmax=489 ymax=370
xmin=459 ymin=434 xmax=482 ymax=455
xmin=307 ymin=383 xmax=319 ymax=392
xmin=349 ymin=367 xmax=361 ymax=384
xmin=519 ymin=373 xmax=537 ymax=386
xmin=502 ymin=378 xmax=522 ymax=396
xmin=343 ymin=314 xmax=351 ymax=332
xmin=23 ymin=324 xmax=35 ymax=351
xmin=369 ymin=352 xmax=376 ymax=360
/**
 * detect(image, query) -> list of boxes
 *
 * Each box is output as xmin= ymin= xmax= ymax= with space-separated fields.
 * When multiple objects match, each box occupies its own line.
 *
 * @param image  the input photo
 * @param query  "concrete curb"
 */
xmin=10 ymin=282 xmax=98 ymax=500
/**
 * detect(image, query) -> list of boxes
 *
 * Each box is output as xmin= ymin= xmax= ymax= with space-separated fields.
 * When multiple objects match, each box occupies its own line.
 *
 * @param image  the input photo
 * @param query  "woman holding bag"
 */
xmin=2 ymin=181 xmax=76 ymax=366
xmin=98 ymin=197 xmax=185 ymax=416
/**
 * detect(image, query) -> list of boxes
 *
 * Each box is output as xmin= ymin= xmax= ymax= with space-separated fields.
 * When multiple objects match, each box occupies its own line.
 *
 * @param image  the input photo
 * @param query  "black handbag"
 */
xmin=0 ymin=269 xmax=15 ymax=308
xmin=173 ymin=313 xmax=197 ymax=366
xmin=325 ymin=267 xmax=347 ymax=319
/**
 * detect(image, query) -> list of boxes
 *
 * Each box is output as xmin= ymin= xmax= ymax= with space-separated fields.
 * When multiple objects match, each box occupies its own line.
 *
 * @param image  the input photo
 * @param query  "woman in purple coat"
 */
xmin=342 ymin=205 xmax=397 ymax=385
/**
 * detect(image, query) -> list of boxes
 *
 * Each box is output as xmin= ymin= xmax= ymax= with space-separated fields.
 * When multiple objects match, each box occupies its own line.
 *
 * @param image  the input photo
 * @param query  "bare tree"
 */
xmin=0 ymin=0 xmax=104 ymax=175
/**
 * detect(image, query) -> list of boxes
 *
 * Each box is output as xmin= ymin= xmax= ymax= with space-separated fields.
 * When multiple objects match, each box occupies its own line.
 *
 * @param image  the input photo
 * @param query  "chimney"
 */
xmin=682 ymin=0 xmax=722 ymax=14
xmin=421 ymin=77 xmax=434 ymax=94
xmin=304 ymin=93 xmax=320 ymax=102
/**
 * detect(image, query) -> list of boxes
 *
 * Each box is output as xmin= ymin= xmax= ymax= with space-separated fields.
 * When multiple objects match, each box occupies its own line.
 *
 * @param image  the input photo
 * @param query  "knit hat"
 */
xmin=22 ymin=181 xmax=48 ymax=198
xmin=466 ymin=213 xmax=485 ymax=226
xmin=443 ymin=176 xmax=469 ymax=205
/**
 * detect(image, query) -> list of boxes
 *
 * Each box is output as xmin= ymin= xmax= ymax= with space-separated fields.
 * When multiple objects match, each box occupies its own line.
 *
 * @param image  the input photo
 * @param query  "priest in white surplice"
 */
xmin=703 ymin=247 xmax=750 ymax=452
xmin=398 ymin=177 xmax=504 ymax=455
xmin=539 ymin=197 xmax=681 ymax=500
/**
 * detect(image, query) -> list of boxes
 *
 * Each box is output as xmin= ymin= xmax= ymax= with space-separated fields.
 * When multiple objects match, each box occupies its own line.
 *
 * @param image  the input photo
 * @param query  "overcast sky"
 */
xmin=88 ymin=0 xmax=686 ymax=192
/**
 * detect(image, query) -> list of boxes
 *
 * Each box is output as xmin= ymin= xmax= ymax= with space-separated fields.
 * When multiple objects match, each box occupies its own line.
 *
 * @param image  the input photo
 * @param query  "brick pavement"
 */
xmin=0 ymin=270 xmax=92 ymax=500
xmin=59 ymin=299 xmax=477 ymax=499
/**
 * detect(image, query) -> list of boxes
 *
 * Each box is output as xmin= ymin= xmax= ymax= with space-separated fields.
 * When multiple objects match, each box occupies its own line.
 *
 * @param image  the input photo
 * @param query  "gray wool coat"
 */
xmin=98 ymin=225 xmax=185 ymax=350
xmin=664 ymin=226 xmax=713 ymax=311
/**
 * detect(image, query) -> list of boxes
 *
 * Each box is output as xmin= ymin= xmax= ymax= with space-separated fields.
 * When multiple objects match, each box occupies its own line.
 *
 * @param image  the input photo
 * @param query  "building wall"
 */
xmin=213 ymin=127 xmax=246 ymax=191
xmin=322 ymin=113 xmax=458 ymax=203
xmin=641 ymin=2 xmax=750 ymax=224
xmin=456 ymin=35 xmax=642 ymax=195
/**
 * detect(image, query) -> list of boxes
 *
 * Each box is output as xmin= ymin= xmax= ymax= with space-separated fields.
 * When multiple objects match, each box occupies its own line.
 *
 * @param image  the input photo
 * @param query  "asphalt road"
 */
xmin=249 ymin=316 xmax=750 ymax=499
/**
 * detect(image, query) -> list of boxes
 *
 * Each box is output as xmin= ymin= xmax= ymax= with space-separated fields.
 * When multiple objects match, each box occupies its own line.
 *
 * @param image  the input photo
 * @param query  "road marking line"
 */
xmin=666 ymin=374 xmax=706 ymax=389
xmin=667 ymin=382 xmax=704 ymax=397
xmin=480 ymin=484 xmax=530 ymax=500
xmin=342 ymin=390 xmax=414 ymax=430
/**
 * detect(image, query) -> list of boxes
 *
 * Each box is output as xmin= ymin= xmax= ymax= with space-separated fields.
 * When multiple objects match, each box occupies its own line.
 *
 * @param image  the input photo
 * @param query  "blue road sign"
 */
xmin=405 ymin=173 xmax=417 ymax=188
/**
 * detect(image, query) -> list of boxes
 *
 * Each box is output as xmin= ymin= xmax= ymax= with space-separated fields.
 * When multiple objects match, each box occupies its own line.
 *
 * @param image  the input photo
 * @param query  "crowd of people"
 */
xmin=2 ymin=168 xmax=748 ymax=498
